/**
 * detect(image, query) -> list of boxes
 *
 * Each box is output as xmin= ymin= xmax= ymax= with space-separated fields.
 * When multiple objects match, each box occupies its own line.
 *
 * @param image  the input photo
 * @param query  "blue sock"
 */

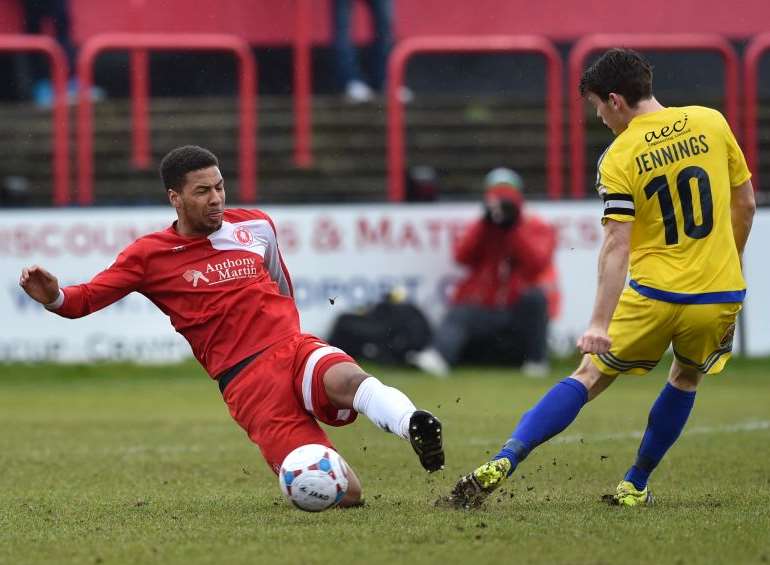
xmin=624 ymin=383 xmax=696 ymax=490
xmin=494 ymin=377 xmax=588 ymax=474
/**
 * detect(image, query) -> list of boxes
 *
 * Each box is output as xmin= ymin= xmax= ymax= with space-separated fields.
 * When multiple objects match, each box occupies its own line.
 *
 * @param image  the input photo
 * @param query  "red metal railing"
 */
xmin=0 ymin=35 xmax=69 ymax=206
xmin=568 ymin=34 xmax=740 ymax=198
xmin=76 ymin=33 xmax=257 ymax=205
xmin=744 ymin=33 xmax=770 ymax=192
xmin=128 ymin=0 xmax=149 ymax=170
xmin=293 ymin=0 xmax=313 ymax=168
xmin=387 ymin=35 xmax=564 ymax=202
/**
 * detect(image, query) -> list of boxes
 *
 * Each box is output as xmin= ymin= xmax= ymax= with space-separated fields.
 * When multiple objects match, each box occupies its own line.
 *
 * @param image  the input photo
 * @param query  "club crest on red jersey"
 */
xmin=233 ymin=226 xmax=255 ymax=246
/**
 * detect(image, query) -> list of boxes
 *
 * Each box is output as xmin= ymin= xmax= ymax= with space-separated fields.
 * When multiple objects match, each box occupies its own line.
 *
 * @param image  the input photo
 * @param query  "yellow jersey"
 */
xmin=597 ymin=105 xmax=751 ymax=304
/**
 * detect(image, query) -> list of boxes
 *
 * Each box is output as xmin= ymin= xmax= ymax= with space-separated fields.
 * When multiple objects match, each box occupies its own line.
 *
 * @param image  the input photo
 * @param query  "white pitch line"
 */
xmin=463 ymin=419 xmax=770 ymax=447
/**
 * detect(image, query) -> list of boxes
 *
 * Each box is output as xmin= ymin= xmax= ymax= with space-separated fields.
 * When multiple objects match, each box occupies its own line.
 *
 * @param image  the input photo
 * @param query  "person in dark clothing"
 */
xmin=23 ymin=0 xmax=76 ymax=65
xmin=409 ymin=168 xmax=558 ymax=377
xmin=16 ymin=0 xmax=103 ymax=106
xmin=332 ymin=0 xmax=411 ymax=103
xmin=17 ymin=0 xmax=75 ymax=104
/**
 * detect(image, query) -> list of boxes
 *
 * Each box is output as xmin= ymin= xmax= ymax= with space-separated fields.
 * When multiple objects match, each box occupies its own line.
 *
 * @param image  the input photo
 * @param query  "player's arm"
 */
xmin=730 ymin=179 xmax=755 ymax=259
xmin=718 ymin=110 xmax=755 ymax=258
xmin=578 ymin=219 xmax=632 ymax=354
xmin=264 ymin=215 xmax=294 ymax=298
xmin=20 ymin=246 xmax=144 ymax=318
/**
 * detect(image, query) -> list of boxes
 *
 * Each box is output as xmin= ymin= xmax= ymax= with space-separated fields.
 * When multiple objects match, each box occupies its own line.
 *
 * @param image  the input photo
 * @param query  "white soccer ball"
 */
xmin=278 ymin=444 xmax=349 ymax=512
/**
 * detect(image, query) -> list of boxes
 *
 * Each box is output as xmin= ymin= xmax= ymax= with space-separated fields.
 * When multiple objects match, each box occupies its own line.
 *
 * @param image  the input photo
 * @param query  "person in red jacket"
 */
xmin=409 ymin=168 xmax=557 ymax=378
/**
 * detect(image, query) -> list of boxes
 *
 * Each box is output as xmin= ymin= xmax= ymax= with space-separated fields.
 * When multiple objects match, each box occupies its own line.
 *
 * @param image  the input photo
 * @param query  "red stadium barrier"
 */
xmin=76 ymin=33 xmax=258 ymax=205
xmin=744 ymin=33 xmax=770 ymax=192
xmin=128 ymin=0 xmax=150 ymax=171
xmin=129 ymin=49 xmax=150 ymax=170
xmin=293 ymin=0 xmax=313 ymax=168
xmin=387 ymin=35 xmax=564 ymax=202
xmin=0 ymin=35 xmax=69 ymax=206
xmin=568 ymin=34 xmax=740 ymax=199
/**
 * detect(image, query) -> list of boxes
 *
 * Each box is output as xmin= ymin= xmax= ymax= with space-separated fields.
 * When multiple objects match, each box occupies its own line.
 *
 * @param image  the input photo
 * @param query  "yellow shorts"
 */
xmin=590 ymin=287 xmax=742 ymax=377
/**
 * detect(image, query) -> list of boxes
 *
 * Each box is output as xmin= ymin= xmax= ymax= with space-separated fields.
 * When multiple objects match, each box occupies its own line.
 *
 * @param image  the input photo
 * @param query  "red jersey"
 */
xmin=50 ymin=209 xmax=300 ymax=377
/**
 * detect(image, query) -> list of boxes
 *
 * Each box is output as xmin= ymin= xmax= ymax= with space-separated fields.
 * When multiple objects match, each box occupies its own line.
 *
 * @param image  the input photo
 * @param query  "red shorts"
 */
xmin=222 ymin=334 xmax=358 ymax=473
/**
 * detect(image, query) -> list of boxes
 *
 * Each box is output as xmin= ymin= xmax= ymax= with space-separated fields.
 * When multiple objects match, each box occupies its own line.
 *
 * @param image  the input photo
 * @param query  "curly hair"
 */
xmin=159 ymin=145 xmax=219 ymax=191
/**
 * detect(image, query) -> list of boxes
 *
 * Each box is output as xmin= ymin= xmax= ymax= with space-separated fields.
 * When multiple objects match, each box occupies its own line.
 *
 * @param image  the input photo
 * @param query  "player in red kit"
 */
xmin=19 ymin=145 xmax=444 ymax=507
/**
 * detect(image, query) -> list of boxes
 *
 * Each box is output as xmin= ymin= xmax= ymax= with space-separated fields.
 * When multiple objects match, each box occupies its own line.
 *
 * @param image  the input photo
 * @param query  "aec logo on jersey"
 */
xmin=644 ymin=113 xmax=688 ymax=143
xmin=233 ymin=226 xmax=255 ymax=247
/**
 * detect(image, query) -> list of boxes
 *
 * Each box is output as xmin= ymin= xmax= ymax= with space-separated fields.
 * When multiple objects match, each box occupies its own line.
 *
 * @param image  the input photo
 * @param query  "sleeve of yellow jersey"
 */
xmin=596 ymin=146 xmax=635 ymax=224
xmin=720 ymin=113 xmax=752 ymax=188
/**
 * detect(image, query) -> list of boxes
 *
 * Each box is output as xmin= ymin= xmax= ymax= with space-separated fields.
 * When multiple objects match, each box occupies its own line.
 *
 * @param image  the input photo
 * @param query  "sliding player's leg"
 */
xmin=294 ymin=336 xmax=444 ymax=473
xmin=221 ymin=339 xmax=365 ymax=507
xmin=264 ymin=419 xmax=365 ymax=508
xmin=336 ymin=459 xmax=363 ymax=508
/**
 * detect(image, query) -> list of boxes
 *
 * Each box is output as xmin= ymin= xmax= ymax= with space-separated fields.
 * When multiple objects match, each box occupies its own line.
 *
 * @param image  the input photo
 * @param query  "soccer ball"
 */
xmin=278 ymin=444 xmax=349 ymax=512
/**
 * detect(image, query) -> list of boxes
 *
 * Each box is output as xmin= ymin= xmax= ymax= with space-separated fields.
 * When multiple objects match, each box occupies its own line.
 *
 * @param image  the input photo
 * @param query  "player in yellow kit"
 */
xmin=448 ymin=48 xmax=756 ymax=508
xmin=593 ymin=101 xmax=749 ymax=376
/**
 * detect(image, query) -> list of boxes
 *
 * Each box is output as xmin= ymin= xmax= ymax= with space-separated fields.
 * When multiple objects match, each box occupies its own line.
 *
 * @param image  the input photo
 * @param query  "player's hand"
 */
xmin=577 ymin=327 xmax=612 ymax=355
xmin=19 ymin=265 xmax=60 ymax=305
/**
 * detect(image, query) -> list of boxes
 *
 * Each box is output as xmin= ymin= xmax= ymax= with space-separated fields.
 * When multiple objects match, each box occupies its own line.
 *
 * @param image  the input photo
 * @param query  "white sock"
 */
xmin=352 ymin=376 xmax=416 ymax=439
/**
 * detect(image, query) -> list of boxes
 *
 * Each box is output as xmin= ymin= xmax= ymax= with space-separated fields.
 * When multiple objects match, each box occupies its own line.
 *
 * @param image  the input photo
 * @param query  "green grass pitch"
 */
xmin=1 ymin=357 xmax=769 ymax=565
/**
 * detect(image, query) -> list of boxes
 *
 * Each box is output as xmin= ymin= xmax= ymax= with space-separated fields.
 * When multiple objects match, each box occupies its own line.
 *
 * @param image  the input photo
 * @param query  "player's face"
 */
xmin=586 ymin=92 xmax=627 ymax=135
xmin=169 ymin=166 xmax=226 ymax=236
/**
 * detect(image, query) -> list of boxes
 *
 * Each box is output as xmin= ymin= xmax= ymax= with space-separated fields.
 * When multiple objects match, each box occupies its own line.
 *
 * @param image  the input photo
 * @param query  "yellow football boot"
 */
xmin=448 ymin=458 xmax=512 ymax=509
xmin=614 ymin=480 xmax=654 ymax=507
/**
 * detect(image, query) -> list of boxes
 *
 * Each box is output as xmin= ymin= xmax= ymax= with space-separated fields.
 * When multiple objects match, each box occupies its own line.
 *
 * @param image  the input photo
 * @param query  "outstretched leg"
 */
xmin=324 ymin=362 xmax=444 ymax=472
xmin=337 ymin=463 xmax=364 ymax=508
xmin=496 ymin=355 xmax=614 ymax=470
xmin=614 ymin=359 xmax=701 ymax=506
xmin=449 ymin=355 xmax=614 ymax=507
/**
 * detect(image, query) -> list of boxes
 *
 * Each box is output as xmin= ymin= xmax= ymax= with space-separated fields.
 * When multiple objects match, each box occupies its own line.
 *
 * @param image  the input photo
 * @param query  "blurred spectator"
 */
xmin=405 ymin=165 xmax=440 ymax=202
xmin=408 ymin=168 xmax=558 ymax=378
xmin=1 ymin=175 xmax=30 ymax=206
xmin=332 ymin=0 xmax=410 ymax=103
xmin=17 ymin=0 xmax=103 ymax=107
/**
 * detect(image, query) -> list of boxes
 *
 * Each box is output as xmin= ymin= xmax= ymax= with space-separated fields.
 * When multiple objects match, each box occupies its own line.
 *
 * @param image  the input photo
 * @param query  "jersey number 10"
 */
xmin=643 ymin=165 xmax=714 ymax=245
